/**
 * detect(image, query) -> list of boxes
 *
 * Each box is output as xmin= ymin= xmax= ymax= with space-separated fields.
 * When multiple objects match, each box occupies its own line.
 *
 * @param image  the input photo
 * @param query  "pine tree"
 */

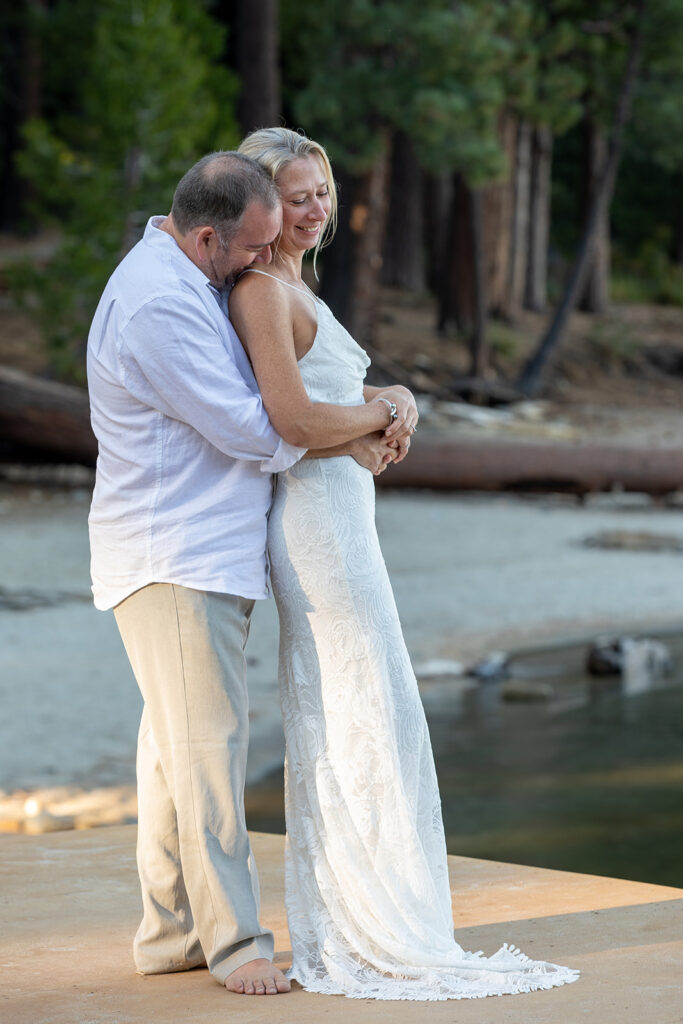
xmin=11 ymin=0 xmax=238 ymax=380
xmin=280 ymin=0 xmax=506 ymax=348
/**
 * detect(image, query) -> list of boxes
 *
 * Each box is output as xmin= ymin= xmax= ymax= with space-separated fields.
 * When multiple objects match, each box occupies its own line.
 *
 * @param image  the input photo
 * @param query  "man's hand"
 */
xmin=350 ymin=432 xmax=398 ymax=475
xmin=389 ymin=434 xmax=411 ymax=464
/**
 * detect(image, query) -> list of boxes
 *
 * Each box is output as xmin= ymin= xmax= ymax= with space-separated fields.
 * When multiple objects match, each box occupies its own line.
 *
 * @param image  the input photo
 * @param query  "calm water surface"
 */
xmin=429 ymin=636 xmax=683 ymax=888
xmin=246 ymin=634 xmax=683 ymax=888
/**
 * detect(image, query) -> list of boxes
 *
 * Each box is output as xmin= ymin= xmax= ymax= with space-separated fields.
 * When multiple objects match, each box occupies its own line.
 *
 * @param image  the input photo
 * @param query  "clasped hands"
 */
xmin=354 ymin=387 xmax=419 ymax=475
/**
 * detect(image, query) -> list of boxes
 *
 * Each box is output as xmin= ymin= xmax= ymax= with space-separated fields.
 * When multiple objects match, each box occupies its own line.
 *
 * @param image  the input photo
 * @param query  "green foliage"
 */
xmin=281 ymin=0 xmax=519 ymax=183
xmin=279 ymin=0 xmax=621 ymax=184
xmin=510 ymin=2 xmax=585 ymax=131
xmin=611 ymin=266 xmax=683 ymax=307
xmin=586 ymin=315 xmax=640 ymax=365
xmin=625 ymin=0 xmax=683 ymax=165
xmin=551 ymin=0 xmax=683 ymax=293
xmin=12 ymin=0 xmax=238 ymax=381
xmin=486 ymin=319 xmax=525 ymax=361
xmin=613 ymin=233 xmax=683 ymax=307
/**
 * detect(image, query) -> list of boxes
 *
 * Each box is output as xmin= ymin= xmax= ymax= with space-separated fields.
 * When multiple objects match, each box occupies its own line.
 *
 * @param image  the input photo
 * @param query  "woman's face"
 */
xmin=276 ymin=155 xmax=332 ymax=255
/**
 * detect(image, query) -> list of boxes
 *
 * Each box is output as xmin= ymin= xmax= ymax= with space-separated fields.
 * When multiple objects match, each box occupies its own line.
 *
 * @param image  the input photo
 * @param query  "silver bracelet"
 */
xmin=377 ymin=397 xmax=398 ymax=423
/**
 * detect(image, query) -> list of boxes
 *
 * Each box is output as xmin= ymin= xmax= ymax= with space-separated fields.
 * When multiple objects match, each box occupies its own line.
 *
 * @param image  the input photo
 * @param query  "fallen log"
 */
xmin=376 ymin=435 xmax=683 ymax=496
xmin=0 ymin=366 xmax=97 ymax=466
xmin=3 ymin=365 xmax=683 ymax=496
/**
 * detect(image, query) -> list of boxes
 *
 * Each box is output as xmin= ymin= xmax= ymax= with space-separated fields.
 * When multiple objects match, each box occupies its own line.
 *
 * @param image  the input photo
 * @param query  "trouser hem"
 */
xmin=211 ymin=936 xmax=276 ymax=986
xmin=135 ymin=957 xmax=206 ymax=977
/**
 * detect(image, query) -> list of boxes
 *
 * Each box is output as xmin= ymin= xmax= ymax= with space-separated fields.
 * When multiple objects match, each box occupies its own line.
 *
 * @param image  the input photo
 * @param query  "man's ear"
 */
xmin=193 ymin=226 xmax=215 ymax=262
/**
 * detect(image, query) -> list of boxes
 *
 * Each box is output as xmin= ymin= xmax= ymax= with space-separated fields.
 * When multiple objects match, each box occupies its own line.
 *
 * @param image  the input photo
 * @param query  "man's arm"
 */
xmin=304 ymin=431 xmax=397 ymax=475
xmin=118 ymin=294 xmax=304 ymax=473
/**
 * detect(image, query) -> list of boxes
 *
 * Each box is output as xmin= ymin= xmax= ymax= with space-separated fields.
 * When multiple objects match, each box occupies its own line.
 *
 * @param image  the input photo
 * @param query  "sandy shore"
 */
xmin=3 ymin=473 xmax=683 ymax=824
xmin=4 ymin=825 xmax=683 ymax=1024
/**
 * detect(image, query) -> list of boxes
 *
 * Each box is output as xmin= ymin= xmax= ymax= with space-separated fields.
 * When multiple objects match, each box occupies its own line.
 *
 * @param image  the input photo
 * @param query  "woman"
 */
xmin=230 ymin=127 xmax=578 ymax=1000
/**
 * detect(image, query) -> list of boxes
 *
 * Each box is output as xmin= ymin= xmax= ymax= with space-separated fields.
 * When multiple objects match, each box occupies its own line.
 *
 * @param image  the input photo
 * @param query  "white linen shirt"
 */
xmin=87 ymin=216 xmax=304 ymax=610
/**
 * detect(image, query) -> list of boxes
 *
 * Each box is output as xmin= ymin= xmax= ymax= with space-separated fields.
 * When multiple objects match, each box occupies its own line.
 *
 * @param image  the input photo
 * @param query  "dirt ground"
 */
xmin=374 ymin=287 xmax=683 ymax=410
xmin=2 ymin=233 xmax=683 ymax=446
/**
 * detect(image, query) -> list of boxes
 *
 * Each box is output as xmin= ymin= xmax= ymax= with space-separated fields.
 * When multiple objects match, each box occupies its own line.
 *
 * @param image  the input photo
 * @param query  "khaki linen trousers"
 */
xmin=114 ymin=583 xmax=274 ymax=984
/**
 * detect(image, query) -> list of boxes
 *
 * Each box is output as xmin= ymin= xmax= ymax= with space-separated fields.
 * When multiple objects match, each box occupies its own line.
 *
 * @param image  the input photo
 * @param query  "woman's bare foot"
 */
xmin=224 ymin=958 xmax=291 ymax=995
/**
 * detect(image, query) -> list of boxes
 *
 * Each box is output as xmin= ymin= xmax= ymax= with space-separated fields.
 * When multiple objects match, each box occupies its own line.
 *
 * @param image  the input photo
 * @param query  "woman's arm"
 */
xmin=230 ymin=274 xmax=417 ymax=449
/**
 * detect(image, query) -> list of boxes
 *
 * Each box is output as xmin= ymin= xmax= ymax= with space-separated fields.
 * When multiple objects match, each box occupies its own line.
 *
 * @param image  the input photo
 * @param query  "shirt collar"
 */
xmin=143 ymin=216 xmax=217 ymax=295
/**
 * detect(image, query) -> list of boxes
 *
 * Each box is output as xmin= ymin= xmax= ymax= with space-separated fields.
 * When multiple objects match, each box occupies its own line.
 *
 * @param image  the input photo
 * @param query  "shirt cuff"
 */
xmin=260 ymin=438 xmax=306 ymax=473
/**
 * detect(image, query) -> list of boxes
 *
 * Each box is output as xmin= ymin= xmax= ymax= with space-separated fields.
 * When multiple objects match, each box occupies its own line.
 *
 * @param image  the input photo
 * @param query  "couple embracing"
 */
xmin=87 ymin=127 xmax=578 ymax=1001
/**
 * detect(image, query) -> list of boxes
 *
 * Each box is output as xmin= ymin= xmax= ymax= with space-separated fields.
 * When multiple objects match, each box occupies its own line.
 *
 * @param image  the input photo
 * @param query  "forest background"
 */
xmin=1 ymin=0 xmax=682 ymax=406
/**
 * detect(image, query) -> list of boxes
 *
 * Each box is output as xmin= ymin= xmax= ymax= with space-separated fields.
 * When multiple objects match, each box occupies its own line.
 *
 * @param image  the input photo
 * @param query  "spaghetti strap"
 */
xmin=241 ymin=268 xmax=320 ymax=308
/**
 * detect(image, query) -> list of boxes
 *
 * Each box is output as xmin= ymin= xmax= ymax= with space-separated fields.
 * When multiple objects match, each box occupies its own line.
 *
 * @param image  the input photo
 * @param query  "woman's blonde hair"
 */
xmin=238 ymin=127 xmax=337 ymax=275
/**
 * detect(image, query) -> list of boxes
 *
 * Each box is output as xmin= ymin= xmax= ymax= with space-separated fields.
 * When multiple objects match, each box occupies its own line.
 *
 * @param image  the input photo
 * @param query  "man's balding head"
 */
xmin=171 ymin=151 xmax=279 ymax=243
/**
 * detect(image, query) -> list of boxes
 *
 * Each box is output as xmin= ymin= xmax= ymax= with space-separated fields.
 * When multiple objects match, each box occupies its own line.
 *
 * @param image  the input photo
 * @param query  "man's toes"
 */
xmin=225 ymin=959 xmax=290 ymax=996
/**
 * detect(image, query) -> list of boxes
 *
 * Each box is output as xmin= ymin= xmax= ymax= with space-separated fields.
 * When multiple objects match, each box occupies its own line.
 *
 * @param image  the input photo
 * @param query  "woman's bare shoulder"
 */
xmin=230 ymin=269 xmax=292 ymax=322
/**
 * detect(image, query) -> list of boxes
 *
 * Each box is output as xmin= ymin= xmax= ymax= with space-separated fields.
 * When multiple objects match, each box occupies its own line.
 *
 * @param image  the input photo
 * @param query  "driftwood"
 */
xmin=3 ymin=364 xmax=683 ymax=496
xmin=376 ymin=435 xmax=683 ymax=496
xmin=0 ymin=366 xmax=96 ymax=465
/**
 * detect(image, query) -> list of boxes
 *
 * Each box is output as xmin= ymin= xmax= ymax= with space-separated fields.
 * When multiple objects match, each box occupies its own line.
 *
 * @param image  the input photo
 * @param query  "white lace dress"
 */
xmin=263 ymin=277 xmax=579 ymax=1000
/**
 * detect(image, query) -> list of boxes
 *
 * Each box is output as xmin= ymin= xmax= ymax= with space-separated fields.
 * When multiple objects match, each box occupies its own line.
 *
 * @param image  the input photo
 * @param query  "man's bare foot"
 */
xmin=224 ymin=958 xmax=291 ymax=995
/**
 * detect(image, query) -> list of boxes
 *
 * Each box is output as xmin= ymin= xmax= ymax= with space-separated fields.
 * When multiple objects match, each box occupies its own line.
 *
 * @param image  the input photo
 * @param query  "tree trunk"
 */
xmin=517 ymin=0 xmax=646 ymax=397
xmin=437 ymin=175 xmax=488 ymax=376
xmin=438 ymin=172 xmax=473 ymax=335
xmin=524 ymin=125 xmax=553 ymax=312
xmin=233 ymin=0 xmax=280 ymax=134
xmin=382 ymin=132 xmax=425 ymax=291
xmin=118 ymin=147 xmax=144 ymax=261
xmin=482 ymin=113 xmax=517 ymax=316
xmin=469 ymin=188 xmax=488 ymax=377
xmin=506 ymin=120 xmax=532 ymax=320
xmin=424 ymin=171 xmax=452 ymax=297
xmin=335 ymin=136 xmax=392 ymax=348
xmin=319 ymin=165 xmax=354 ymax=319
xmin=0 ymin=1 xmax=44 ymax=231
xmin=580 ymin=115 xmax=610 ymax=313
xmin=673 ymin=174 xmax=683 ymax=266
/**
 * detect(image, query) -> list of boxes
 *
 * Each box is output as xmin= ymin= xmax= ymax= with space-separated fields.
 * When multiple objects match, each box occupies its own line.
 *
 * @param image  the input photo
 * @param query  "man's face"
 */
xmin=218 ymin=201 xmax=282 ymax=285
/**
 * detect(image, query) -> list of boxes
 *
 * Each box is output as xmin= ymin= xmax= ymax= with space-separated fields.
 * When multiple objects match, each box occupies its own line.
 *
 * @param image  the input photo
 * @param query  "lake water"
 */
xmin=246 ymin=634 xmax=683 ymax=888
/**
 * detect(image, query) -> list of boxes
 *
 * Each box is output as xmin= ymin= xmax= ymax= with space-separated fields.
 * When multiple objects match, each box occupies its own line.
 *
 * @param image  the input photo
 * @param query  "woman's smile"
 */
xmin=277 ymin=155 xmax=332 ymax=253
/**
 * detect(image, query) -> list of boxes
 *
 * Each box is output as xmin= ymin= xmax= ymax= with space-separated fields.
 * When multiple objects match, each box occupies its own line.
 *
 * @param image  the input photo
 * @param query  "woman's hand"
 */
xmin=350 ymin=432 xmax=398 ymax=475
xmin=369 ymin=385 xmax=419 ymax=440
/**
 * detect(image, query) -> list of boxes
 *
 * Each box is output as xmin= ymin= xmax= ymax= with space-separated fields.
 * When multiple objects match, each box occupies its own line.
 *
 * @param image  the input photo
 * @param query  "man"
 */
xmin=87 ymin=151 xmax=400 ymax=996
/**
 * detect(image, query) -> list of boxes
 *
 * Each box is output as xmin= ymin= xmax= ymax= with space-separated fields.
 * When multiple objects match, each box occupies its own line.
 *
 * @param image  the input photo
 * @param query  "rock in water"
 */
xmin=501 ymin=680 xmax=555 ymax=702
xmin=586 ymin=638 xmax=624 ymax=676
xmin=586 ymin=636 xmax=673 ymax=692
xmin=581 ymin=530 xmax=683 ymax=552
xmin=467 ymin=651 xmax=509 ymax=681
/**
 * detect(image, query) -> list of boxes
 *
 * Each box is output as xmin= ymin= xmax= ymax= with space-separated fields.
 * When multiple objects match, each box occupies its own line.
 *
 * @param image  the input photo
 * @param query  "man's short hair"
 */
xmin=171 ymin=151 xmax=279 ymax=243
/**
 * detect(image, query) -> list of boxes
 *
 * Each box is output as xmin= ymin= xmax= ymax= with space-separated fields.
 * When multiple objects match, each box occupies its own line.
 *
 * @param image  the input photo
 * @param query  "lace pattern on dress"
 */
xmin=263 ymin=282 xmax=579 ymax=1000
